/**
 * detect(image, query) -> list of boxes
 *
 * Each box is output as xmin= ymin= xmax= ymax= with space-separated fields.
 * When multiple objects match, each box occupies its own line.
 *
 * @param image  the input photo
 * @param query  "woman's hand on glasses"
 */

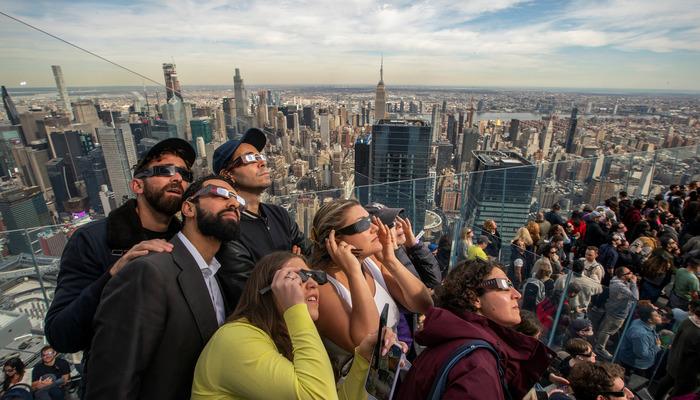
xmin=271 ymin=266 xmax=305 ymax=312
xmin=374 ymin=217 xmax=400 ymax=265
xmin=325 ymin=230 xmax=362 ymax=275
xmin=396 ymin=216 xmax=416 ymax=247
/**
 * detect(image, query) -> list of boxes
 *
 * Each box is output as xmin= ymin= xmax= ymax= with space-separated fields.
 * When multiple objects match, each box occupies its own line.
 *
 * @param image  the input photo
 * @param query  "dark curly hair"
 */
xmin=435 ymin=259 xmax=502 ymax=314
xmin=569 ymin=362 xmax=625 ymax=400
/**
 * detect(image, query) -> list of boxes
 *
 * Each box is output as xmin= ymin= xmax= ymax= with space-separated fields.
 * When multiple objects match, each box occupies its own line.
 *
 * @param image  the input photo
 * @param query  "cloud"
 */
xmin=0 ymin=0 xmax=698 ymax=88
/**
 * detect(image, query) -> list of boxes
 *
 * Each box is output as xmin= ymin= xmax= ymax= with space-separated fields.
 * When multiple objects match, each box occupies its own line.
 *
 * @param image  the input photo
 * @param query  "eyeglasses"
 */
xmin=478 ymin=278 xmax=514 ymax=291
xmin=259 ymin=269 xmax=328 ymax=294
xmin=188 ymin=185 xmax=246 ymax=211
xmin=42 ymin=351 xmax=56 ymax=357
xmin=336 ymin=216 xmax=372 ymax=236
xmin=231 ymin=153 xmax=267 ymax=168
xmin=134 ymin=165 xmax=193 ymax=183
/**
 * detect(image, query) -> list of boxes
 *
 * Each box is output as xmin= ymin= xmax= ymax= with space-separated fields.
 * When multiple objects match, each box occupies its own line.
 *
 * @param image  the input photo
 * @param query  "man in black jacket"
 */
xmin=86 ymin=175 xmax=242 ymax=400
xmin=213 ymin=128 xmax=311 ymax=307
xmin=43 ymin=138 xmax=196 ymax=390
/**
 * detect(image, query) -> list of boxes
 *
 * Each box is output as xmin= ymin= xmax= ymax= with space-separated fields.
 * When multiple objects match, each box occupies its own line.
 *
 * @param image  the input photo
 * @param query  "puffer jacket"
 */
xmin=396 ymin=307 xmax=553 ymax=400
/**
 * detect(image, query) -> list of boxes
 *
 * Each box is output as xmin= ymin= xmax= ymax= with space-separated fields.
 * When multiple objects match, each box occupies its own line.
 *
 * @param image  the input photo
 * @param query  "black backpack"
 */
xmin=0 ymin=384 xmax=32 ymax=400
xmin=522 ymin=280 xmax=544 ymax=312
xmin=426 ymin=339 xmax=512 ymax=400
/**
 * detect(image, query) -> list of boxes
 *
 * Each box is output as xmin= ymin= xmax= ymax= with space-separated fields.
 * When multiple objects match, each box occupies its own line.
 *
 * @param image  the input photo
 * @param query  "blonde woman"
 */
xmin=510 ymin=227 xmax=535 ymax=286
xmin=309 ymin=200 xmax=432 ymax=362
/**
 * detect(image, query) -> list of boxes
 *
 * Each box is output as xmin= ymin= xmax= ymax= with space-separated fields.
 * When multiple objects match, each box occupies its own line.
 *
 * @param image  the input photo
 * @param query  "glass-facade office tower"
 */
xmin=370 ymin=120 xmax=431 ymax=232
xmin=76 ymin=147 xmax=109 ymax=214
xmin=97 ymin=124 xmax=137 ymax=206
xmin=190 ymin=118 xmax=213 ymax=156
xmin=0 ymin=186 xmax=52 ymax=254
xmin=354 ymin=135 xmax=371 ymax=204
xmin=464 ymin=151 xmax=536 ymax=260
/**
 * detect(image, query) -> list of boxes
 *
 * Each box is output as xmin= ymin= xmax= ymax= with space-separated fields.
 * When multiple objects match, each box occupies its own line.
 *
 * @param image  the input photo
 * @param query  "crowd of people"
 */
xmin=1 ymin=131 xmax=698 ymax=400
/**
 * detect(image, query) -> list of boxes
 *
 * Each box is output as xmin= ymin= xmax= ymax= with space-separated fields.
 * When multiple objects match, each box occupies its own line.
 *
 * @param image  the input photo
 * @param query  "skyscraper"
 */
xmin=97 ymin=124 xmax=138 ymax=205
xmin=459 ymin=128 xmax=479 ymax=173
xmin=46 ymin=157 xmax=72 ymax=213
xmin=0 ymin=126 xmax=22 ymax=177
xmin=48 ymin=130 xmax=93 ymax=188
xmin=354 ymin=135 xmax=371 ymax=204
xmin=75 ymin=147 xmax=109 ymax=213
xmin=319 ymin=111 xmax=330 ymax=148
xmin=2 ymin=86 xmax=21 ymax=126
xmin=222 ymin=97 xmax=236 ymax=129
xmin=370 ymin=120 xmax=431 ymax=232
xmin=0 ymin=186 xmax=52 ymax=254
xmin=234 ymin=68 xmax=250 ymax=133
xmin=464 ymin=151 xmax=536 ymax=260
xmin=12 ymin=144 xmax=51 ymax=195
xmin=51 ymin=65 xmax=74 ymax=120
xmin=162 ymin=63 xmax=183 ymax=102
xmin=302 ymin=106 xmax=315 ymax=128
xmin=430 ymin=106 xmax=441 ymax=143
xmin=565 ymin=107 xmax=578 ymax=154
xmin=72 ymin=99 xmax=102 ymax=137
xmin=162 ymin=97 xmax=188 ymax=140
xmin=374 ymin=58 xmax=387 ymax=121
xmin=540 ymin=116 xmax=554 ymax=156
xmin=190 ymin=117 xmax=213 ymax=154
xmin=508 ymin=119 xmax=520 ymax=142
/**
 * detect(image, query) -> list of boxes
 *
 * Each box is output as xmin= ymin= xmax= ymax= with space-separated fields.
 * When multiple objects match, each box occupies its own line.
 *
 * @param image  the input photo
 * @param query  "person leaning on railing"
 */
xmin=191 ymin=252 xmax=405 ymax=400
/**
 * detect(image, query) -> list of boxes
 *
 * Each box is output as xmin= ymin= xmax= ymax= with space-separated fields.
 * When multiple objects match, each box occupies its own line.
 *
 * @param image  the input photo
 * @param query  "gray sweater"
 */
xmin=605 ymin=276 xmax=639 ymax=319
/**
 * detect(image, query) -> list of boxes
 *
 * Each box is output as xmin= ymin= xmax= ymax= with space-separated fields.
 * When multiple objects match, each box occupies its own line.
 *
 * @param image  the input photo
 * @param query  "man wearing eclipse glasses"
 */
xmin=44 ymin=138 xmax=196 ymax=392
xmin=86 ymin=175 xmax=243 ymax=399
xmin=212 ymin=128 xmax=311 ymax=308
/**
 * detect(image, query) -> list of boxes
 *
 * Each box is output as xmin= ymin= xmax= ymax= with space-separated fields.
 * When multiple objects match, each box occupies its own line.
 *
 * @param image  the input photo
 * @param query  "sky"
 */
xmin=1 ymin=0 xmax=700 ymax=90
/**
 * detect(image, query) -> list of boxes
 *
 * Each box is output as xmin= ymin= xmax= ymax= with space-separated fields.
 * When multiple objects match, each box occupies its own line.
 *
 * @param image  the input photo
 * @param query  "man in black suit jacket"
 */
xmin=86 ymin=175 xmax=245 ymax=400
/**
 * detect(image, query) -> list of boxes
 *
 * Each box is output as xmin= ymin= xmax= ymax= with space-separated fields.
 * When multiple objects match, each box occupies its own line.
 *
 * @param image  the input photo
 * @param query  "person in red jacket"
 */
xmin=397 ymin=259 xmax=553 ymax=400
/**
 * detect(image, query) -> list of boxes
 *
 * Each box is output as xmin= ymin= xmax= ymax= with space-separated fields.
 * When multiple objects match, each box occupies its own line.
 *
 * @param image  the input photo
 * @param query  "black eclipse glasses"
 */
xmin=259 ymin=269 xmax=328 ymax=294
xmin=336 ymin=216 xmax=372 ymax=236
xmin=134 ymin=165 xmax=193 ymax=183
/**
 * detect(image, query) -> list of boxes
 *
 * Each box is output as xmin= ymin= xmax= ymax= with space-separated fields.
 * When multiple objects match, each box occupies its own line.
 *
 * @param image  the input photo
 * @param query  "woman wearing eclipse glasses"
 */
xmin=397 ymin=259 xmax=553 ymax=400
xmin=191 ymin=251 xmax=403 ymax=399
xmin=308 ymin=199 xmax=432 ymax=376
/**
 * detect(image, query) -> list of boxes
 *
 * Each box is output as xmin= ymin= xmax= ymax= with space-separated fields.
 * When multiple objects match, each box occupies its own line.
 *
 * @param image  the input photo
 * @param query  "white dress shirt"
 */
xmin=177 ymin=232 xmax=226 ymax=325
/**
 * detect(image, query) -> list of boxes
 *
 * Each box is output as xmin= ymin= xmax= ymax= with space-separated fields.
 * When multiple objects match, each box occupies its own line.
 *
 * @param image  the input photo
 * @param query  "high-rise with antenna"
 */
xmin=233 ymin=68 xmax=249 ymax=133
xmin=374 ymin=56 xmax=387 ymax=121
xmin=51 ymin=65 xmax=74 ymax=120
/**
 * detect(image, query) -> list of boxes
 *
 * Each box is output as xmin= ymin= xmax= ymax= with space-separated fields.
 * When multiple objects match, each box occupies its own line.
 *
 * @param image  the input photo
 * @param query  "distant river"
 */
xmin=475 ymin=112 xmax=544 ymax=121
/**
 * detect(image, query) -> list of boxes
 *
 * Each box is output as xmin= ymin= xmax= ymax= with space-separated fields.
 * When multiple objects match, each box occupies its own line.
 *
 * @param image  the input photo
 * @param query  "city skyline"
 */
xmin=1 ymin=0 xmax=700 ymax=90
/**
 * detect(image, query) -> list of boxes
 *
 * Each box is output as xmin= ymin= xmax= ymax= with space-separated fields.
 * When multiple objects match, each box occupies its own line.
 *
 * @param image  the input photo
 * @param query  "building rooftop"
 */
xmin=473 ymin=150 xmax=532 ymax=167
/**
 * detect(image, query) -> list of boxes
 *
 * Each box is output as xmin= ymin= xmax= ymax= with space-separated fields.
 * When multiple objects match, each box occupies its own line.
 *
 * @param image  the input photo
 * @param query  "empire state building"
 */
xmin=374 ymin=59 xmax=387 ymax=121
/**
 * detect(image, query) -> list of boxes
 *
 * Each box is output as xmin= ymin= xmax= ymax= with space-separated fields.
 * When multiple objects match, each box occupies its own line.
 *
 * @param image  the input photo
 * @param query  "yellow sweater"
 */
xmin=191 ymin=303 xmax=369 ymax=400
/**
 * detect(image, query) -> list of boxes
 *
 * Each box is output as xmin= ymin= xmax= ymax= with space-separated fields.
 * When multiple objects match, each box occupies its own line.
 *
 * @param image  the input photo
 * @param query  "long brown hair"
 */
xmin=309 ymin=199 xmax=361 ymax=267
xmin=229 ymin=251 xmax=306 ymax=361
